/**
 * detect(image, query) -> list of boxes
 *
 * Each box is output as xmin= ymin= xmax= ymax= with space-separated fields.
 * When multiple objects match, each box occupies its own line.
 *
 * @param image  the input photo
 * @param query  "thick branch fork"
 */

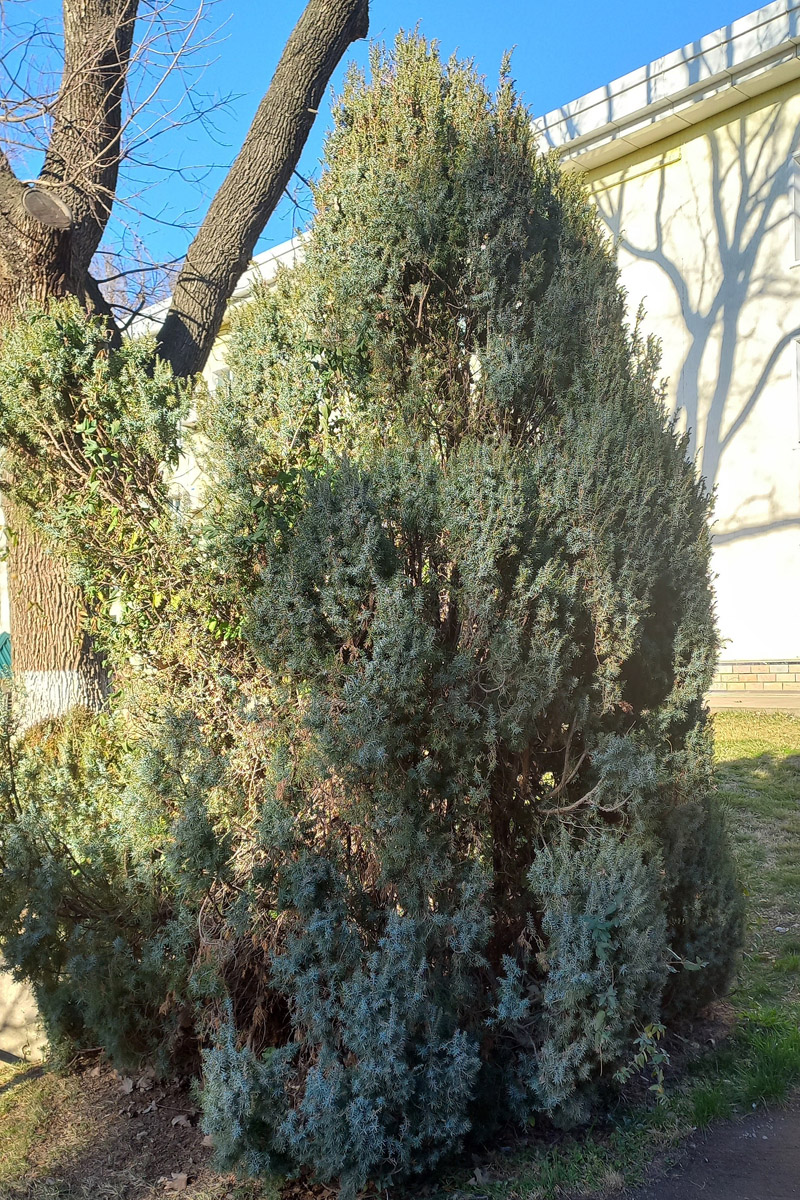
xmin=156 ymin=0 xmax=369 ymax=379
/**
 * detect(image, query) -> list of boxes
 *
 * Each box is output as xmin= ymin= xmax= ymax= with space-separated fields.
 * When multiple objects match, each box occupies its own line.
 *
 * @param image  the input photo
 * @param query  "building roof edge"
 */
xmin=535 ymin=1 xmax=800 ymax=169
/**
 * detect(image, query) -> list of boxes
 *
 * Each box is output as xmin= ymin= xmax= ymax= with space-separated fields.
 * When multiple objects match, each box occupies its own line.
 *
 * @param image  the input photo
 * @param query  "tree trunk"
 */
xmin=3 ymin=499 xmax=107 ymax=729
xmin=0 ymin=167 xmax=75 ymax=315
xmin=0 ymin=165 xmax=109 ymax=728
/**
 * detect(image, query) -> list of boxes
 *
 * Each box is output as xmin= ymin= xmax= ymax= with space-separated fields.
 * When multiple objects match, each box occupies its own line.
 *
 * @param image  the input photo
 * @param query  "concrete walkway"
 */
xmin=0 ymin=965 xmax=45 ymax=1061
xmin=708 ymin=691 xmax=800 ymax=714
xmin=622 ymin=1105 xmax=800 ymax=1199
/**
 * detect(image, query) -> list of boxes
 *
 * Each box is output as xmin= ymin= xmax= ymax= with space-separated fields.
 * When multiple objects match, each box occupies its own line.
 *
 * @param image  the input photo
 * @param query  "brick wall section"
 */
xmin=710 ymin=661 xmax=800 ymax=691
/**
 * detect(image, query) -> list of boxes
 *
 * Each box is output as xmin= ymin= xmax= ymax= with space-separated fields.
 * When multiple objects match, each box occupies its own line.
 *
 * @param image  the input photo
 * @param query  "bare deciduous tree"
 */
xmin=0 ymin=0 xmax=369 ymax=720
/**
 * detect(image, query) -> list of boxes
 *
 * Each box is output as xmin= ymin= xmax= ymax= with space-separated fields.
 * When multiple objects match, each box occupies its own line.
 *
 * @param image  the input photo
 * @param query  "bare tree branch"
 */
xmin=156 ymin=0 xmax=369 ymax=378
xmin=84 ymin=272 xmax=124 ymax=345
xmin=0 ymin=144 xmax=23 ymax=199
xmin=40 ymin=0 xmax=140 ymax=280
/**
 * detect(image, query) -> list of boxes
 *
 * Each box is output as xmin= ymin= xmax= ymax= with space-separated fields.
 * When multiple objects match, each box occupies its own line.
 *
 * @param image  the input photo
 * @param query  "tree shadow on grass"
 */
xmin=717 ymin=747 xmax=800 ymax=816
xmin=0 ymin=1060 xmax=44 ymax=1097
xmin=0 ymin=1065 xmax=240 ymax=1200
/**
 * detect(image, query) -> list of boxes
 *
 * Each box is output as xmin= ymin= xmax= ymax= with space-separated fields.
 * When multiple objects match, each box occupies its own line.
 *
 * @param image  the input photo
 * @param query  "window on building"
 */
xmin=0 ymin=632 xmax=11 ymax=678
xmin=791 ymin=154 xmax=800 ymax=265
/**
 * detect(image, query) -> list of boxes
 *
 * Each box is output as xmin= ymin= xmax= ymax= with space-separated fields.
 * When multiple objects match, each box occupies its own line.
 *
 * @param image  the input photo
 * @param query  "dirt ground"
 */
xmin=0 ymin=1059 xmax=228 ymax=1200
xmin=621 ymin=1103 xmax=800 ymax=1200
xmin=2 ymin=1056 xmax=800 ymax=1199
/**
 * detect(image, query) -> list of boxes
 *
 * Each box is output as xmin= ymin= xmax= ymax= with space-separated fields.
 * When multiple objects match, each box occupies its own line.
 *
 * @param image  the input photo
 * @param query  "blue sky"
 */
xmin=6 ymin=0 xmax=758 ymax=276
xmin=157 ymin=0 xmax=755 ymax=259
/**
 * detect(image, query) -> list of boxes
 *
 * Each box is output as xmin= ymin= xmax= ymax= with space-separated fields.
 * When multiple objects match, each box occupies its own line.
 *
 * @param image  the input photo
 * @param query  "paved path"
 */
xmin=622 ymin=1105 xmax=800 ymax=1199
xmin=0 ymin=962 xmax=44 ymax=1061
xmin=707 ymin=691 xmax=800 ymax=713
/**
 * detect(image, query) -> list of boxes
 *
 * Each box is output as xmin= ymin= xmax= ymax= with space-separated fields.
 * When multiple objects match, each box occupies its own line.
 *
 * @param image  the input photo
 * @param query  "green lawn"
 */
xmin=1 ymin=710 xmax=799 ymax=1200
xmin=715 ymin=712 xmax=800 ymax=1011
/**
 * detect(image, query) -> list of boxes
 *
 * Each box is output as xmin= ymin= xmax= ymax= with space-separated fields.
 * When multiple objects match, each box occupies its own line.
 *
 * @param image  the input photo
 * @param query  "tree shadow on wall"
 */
xmin=591 ymin=97 xmax=800 ymax=549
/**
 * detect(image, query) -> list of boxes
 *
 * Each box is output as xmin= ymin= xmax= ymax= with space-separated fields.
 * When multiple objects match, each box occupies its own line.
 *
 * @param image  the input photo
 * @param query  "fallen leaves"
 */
xmin=6 ymin=1060 xmax=219 ymax=1200
xmin=163 ymin=1171 xmax=189 ymax=1192
xmin=137 ymin=1066 xmax=156 ymax=1091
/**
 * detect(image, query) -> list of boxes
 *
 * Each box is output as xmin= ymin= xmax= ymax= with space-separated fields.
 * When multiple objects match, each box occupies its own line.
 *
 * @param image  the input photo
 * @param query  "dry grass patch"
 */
xmin=0 ymin=1059 xmax=278 ymax=1200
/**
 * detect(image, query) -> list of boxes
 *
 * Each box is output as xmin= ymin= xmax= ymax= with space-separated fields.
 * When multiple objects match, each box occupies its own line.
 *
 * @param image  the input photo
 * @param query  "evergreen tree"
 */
xmin=199 ymin=35 xmax=742 ymax=1192
xmin=0 ymin=33 xmax=743 ymax=1198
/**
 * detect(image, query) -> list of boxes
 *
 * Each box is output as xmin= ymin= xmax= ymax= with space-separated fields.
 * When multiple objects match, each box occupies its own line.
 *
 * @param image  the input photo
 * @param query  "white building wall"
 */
xmin=582 ymin=81 xmax=800 ymax=661
xmin=536 ymin=2 xmax=800 ymax=665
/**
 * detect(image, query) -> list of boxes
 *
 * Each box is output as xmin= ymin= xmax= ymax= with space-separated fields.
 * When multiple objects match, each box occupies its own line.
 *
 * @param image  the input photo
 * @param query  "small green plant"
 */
xmin=692 ymin=1084 xmax=733 ymax=1128
xmin=614 ymin=1023 xmax=671 ymax=1102
xmin=0 ymin=705 xmax=230 ymax=1068
xmin=738 ymin=1021 xmax=800 ymax=1107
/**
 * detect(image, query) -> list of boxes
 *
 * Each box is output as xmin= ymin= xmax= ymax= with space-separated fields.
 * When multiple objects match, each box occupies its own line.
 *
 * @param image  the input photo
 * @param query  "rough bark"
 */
xmin=0 ymin=150 xmax=75 ymax=317
xmin=1 ymin=14 xmax=124 ymax=720
xmin=4 ymin=499 xmax=108 ymax=727
xmin=156 ymin=0 xmax=369 ymax=378
xmin=0 ymin=0 xmax=139 ymax=317
xmin=41 ymin=0 xmax=140 ymax=282
xmin=0 ymin=151 xmax=109 ymax=724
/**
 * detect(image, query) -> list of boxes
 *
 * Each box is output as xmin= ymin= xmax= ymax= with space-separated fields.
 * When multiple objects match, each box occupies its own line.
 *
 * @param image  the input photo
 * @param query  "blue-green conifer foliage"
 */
xmin=0 ymin=35 xmax=742 ymax=1197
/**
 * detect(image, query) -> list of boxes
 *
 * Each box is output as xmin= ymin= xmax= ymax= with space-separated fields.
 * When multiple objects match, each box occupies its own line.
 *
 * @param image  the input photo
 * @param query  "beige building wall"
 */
xmin=536 ymin=1 xmax=800 ymax=672
xmin=583 ymin=80 xmax=800 ymax=661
